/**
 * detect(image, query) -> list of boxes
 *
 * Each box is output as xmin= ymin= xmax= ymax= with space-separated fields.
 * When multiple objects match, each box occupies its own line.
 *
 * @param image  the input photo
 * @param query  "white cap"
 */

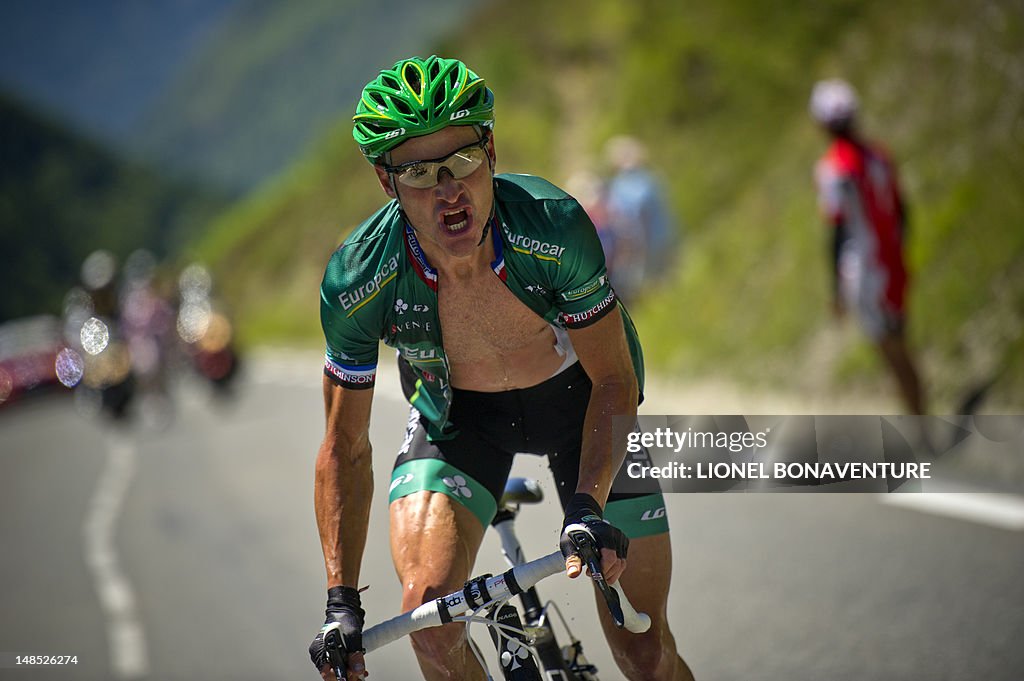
xmin=809 ymin=78 xmax=858 ymax=126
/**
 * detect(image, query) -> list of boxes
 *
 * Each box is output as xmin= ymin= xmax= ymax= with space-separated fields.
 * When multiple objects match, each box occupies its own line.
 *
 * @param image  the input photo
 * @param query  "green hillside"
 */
xmin=0 ymin=93 xmax=227 ymax=321
xmin=133 ymin=0 xmax=480 ymax=192
xmin=193 ymin=0 xmax=1024 ymax=408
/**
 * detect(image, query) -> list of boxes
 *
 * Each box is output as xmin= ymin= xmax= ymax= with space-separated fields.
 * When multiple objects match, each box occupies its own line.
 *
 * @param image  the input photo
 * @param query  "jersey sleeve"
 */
xmin=547 ymin=198 xmax=618 ymax=329
xmin=319 ymin=246 xmax=382 ymax=390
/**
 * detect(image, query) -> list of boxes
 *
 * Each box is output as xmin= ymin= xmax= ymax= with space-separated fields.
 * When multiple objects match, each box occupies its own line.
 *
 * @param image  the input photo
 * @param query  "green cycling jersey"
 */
xmin=320 ymin=173 xmax=644 ymax=438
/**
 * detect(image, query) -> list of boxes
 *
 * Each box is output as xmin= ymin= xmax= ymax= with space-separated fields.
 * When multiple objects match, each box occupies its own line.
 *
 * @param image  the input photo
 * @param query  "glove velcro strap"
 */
xmin=327 ymin=585 xmax=362 ymax=608
xmin=564 ymin=492 xmax=603 ymax=525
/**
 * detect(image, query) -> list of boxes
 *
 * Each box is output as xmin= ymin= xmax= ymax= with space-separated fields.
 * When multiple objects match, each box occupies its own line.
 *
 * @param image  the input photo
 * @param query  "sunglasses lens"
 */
xmin=447 ymin=148 xmax=486 ymax=178
xmin=395 ymin=144 xmax=487 ymax=189
xmin=398 ymin=164 xmax=437 ymax=189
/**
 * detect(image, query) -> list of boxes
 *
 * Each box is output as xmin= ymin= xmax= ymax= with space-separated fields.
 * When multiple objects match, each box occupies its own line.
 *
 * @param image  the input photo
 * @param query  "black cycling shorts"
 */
xmin=388 ymin=360 xmax=668 ymax=537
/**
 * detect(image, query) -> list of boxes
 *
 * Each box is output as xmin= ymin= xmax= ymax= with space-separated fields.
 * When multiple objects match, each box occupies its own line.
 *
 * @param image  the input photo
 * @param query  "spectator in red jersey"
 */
xmin=810 ymin=79 xmax=926 ymax=414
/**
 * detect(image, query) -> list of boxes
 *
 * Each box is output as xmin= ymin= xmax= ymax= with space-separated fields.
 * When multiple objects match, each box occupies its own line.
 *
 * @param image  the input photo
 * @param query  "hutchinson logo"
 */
xmin=561 ymin=291 xmax=616 ymax=326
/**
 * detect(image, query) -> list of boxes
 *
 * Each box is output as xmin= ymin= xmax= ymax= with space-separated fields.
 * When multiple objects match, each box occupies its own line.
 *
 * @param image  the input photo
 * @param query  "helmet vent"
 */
xmin=403 ymin=63 xmax=422 ymax=96
xmin=354 ymin=57 xmax=494 ymax=162
xmin=392 ymin=97 xmax=414 ymax=117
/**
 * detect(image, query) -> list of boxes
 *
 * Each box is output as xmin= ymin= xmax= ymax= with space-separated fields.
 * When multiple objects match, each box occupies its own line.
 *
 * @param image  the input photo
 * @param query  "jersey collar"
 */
xmin=404 ymin=216 xmax=505 ymax=290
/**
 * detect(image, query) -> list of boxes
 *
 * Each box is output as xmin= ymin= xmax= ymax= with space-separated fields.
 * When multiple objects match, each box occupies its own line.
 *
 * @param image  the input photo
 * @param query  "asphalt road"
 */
xmin=1 ymin=353 xmax=1022 ymax=680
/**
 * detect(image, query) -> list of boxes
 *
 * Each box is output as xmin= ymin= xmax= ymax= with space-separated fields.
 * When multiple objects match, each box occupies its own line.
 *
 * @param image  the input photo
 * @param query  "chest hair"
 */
xmin=438 ymin=271 xmax=552 ymax=363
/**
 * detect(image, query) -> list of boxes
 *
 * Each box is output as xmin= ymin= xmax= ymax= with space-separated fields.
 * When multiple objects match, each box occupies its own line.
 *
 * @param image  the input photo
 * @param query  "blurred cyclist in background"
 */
xmin=60 ymin=249 xmax=136 ymax=419
xmin=121 ymin=249 xmax=175 ymax=420
xmin=603 ymin=136 xmax=676 ymax=303
xmin=810 ymin=78 xmax=926 ymax=414
xmin=176 ymin=263 xmax=241 ymax=394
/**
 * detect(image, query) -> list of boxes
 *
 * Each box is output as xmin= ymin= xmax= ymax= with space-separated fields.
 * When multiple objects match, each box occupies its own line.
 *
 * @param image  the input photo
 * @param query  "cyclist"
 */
xmin=308 ymin=56 xmax=694 ymax=681
xmin=810 ymin=78 xmax=926 ymax=414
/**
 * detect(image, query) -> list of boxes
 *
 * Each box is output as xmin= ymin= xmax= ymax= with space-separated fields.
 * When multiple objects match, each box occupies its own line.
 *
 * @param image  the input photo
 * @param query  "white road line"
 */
xmin=881 ymin=493 xmax=1024 ymax=531
xmin=82 ymin=434 xmax=149 ymax=679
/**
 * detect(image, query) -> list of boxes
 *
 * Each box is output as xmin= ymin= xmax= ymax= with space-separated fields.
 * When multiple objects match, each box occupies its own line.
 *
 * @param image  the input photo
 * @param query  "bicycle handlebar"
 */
xmin=361 ymin=550 xmax=650 ymax=654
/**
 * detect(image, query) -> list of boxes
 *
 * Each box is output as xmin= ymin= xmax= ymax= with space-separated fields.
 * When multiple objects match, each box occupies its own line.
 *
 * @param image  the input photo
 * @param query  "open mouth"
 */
xmin=441 ymin=208 xmax=470 ymax=234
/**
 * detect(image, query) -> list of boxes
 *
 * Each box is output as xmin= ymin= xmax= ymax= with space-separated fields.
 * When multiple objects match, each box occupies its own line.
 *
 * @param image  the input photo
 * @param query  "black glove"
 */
xmin=559 ymin=493 xmax=629 ymax=562
xmin=309 ymin=586 xmax=365 ymax=676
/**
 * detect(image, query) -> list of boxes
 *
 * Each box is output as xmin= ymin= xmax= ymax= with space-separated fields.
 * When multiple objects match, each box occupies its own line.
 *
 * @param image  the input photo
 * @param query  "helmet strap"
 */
xmin=475 ymin=183 xmax=498 ymax=247
xmin=476 ymin=215 xmax=491 ymax=247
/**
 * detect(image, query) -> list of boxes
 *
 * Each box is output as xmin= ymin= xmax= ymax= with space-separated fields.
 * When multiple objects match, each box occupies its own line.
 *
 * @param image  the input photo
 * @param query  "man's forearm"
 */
xmin=575 ymin=377 xmax=638 ymax=507
xmin=314 ymin=439 xmax=373 ymax=588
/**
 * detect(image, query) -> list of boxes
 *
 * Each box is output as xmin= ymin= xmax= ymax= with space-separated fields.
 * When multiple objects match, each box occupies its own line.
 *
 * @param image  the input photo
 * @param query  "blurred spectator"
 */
xmin=810 ymin=78 xmax=926 ymax=414
xmin=565 ymin=170 xmax=618 ymax=276
xmin=603 ymin=135 xmax=677 ymax=302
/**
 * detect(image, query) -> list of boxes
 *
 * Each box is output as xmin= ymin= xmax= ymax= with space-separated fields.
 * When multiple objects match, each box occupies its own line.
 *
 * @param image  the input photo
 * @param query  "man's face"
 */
xmin=374 ymin=125 xmax=496 ymax=262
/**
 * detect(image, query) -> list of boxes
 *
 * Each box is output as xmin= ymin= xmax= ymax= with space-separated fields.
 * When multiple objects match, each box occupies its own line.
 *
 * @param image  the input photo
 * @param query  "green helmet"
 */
xmin=353 ymin=55 xmax=495 ymax=164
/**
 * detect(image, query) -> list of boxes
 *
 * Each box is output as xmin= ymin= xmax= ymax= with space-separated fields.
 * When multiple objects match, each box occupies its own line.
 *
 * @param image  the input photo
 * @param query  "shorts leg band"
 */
xmin=389 ymin=459 xmax=497 ymax=528
xmin=605 ymin=493 xmax=669 ymax=538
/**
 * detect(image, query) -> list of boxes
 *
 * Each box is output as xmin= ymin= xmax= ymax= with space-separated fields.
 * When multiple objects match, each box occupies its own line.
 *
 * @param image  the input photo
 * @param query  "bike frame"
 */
xmin=491 ymin=506 xmax=595 ymax=679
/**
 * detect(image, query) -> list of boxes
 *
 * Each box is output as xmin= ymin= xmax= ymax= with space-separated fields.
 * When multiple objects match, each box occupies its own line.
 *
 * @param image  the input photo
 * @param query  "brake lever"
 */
xmin=322 ymin=623 xmax=346 ymax=680
xmin=567 ymin=529 xmax=625 ymax=628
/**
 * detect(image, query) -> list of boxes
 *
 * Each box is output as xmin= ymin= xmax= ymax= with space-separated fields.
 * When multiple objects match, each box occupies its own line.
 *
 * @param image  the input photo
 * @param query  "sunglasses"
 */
xmin=384 ymin=135 xmax=490 ymax=189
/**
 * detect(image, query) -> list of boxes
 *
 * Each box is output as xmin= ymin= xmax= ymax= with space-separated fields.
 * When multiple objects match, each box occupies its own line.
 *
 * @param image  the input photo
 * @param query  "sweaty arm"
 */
xmin=315 ymin=377 xmax=375 ymax=588
xmin=567 ymin=305 xmax=639 ymax=506
xmin=562 ymin=306 xmax=637 ymax=583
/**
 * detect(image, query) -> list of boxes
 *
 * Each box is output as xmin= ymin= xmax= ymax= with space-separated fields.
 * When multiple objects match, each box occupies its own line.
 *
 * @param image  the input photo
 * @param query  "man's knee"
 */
xmin=399 ymin=575 xmax=462 ymax=612
xmin=409 ymin=619 xmax=468 ymax=664
xmin=400 ymin=576 xmax=474 ymax=668
xmin=610 ymin=623 xmax=673 ymax=677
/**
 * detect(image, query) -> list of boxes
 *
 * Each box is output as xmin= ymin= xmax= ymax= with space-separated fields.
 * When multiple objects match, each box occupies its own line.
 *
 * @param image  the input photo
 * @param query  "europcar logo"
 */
xmin=505 ymin=231 xmax=566 ymax=262
xmin=338 ymin=256 xmax=399 ymax=311
xmin=560 ymin=276 xmax=606 ymax=302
